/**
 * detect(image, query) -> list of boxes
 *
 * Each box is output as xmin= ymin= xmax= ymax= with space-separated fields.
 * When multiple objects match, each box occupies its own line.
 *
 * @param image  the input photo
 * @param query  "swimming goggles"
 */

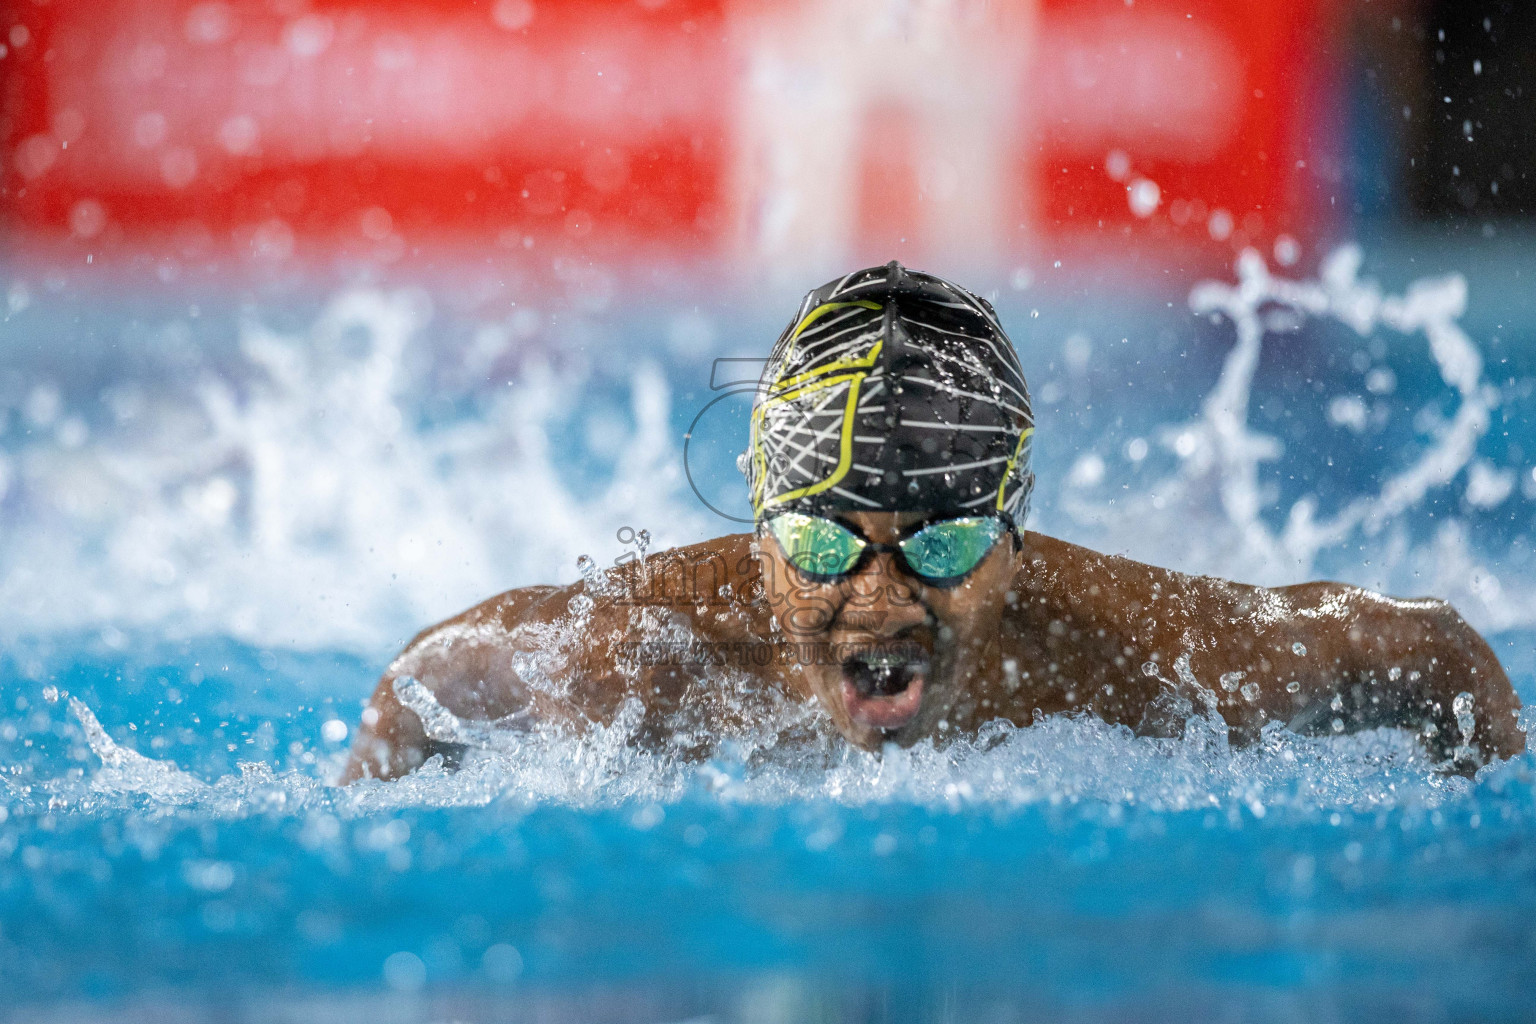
xmin=762 ymin=511 xmax=1014 ymax=587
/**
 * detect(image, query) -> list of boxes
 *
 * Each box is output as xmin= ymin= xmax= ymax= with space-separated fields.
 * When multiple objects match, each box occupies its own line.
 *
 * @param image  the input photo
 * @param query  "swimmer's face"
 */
xmin=754 ymin=510 xmax=1023 ymax=750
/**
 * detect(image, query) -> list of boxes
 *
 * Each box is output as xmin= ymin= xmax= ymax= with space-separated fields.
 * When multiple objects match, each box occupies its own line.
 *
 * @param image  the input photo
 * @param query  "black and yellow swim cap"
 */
xmin=745 ymin=261 xmax=1035 ymax=525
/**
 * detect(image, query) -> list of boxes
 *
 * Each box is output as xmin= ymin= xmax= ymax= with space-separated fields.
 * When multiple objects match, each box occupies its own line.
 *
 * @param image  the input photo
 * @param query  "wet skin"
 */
xmin=342 ymin=514 xmax=1525 ymax=782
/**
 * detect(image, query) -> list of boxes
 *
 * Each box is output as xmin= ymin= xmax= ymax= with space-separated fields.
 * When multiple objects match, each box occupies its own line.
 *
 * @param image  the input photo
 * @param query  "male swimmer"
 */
xmin=343 ymin=262 xmax=1524 ymax=782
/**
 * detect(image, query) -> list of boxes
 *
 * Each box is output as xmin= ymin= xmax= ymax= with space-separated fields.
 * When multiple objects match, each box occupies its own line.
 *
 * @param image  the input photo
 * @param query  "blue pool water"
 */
xmin=4 ymin=243 xmax=1536 ymax=1021
xmin=5 ymin=635 xmax=1536 ymax=1022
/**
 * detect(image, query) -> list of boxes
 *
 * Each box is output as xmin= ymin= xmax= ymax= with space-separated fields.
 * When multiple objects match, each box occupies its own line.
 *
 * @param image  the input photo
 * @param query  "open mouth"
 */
xmin=839 ymin=645 xmax=929 ymax=731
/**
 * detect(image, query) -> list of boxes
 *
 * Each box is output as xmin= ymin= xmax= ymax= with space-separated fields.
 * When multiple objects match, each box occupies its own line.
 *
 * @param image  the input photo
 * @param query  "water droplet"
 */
xmin=1285 ymin=680 xmax=1301 ymax=693
xmin=1292 ymin=642 xmax=1307 ymax=656
xmin=1219 ymin=670 xmax=1244 ymax=692
xmin=633 ymin=529 xmax=653 ymax=582
xmin=1388 ymin=666 xmax=1402 ymax=681
xmin=576 ymin=554 xmax=608 ymax=593
xmin=1105 ymin=149 xmax=1131 ymax=181
xmin=382 ymin=950 xmax=426 ymax=993
xmin=1331 ymin=717 xmax=1345 ymax=733
xmin=1141 ymin=661 xmax=1161 ymax=678
xmin=42 ymin=685 xmax=59 ymax=704
xmin=1330 ymin=693 xmax=1344 ymax=711
xmin=1127 ymin=177 xmax=1161 ymax=218
xmin=1240 ymin=682 xmax=1261 ymax=703
xmin=483 ymin=943 xmax=524 ymax=983
xmin=1453 ymin=691 xmax=1476 ymax=754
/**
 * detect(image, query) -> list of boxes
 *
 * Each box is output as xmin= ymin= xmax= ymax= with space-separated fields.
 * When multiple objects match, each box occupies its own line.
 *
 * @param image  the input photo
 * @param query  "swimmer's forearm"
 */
xmin=1417 ymin=609 xmax=1524 ymax=765
xmin=339 ymin=585 xmax=568 ymax=783
xmin=338 ymin=674 xmax=434 ymax=783
xmin=1238 ymin=588 xmax=1523 ymax=769
xmin=1345 ymin=602 xmax=1524 ymax=768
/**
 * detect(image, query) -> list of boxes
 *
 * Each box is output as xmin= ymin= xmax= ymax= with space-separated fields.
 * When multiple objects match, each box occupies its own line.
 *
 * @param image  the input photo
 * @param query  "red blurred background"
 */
xmin=2 ymin=0 xmax=1336 ymax=274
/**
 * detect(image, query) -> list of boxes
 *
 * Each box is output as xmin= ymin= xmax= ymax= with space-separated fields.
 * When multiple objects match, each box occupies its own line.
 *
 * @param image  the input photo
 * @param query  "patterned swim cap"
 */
xmin=744 ymin=261 xmax=1034 ymax=525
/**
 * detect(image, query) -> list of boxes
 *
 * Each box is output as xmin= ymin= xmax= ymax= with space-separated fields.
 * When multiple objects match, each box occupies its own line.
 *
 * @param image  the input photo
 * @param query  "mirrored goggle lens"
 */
xmin=765 ymin=512 xmax=866 ymax=577
xmin=898 ymin=516 xmax=1006 ymax=580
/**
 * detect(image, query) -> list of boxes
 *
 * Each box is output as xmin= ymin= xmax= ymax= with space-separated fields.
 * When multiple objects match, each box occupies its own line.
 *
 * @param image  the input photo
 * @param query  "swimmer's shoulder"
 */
xmin=1014 ymin=530 xmax=1280 ymax=625
xmin=602 ymin=533 xmax=762 ymax=617
xmin=391 ymin=533 xmax=766 ymax=692
xmin=405 ymin=533 xmax=759 ymax=639
xmin=403 ymin=533 xmax=764 ymax=653
xmin=1015 ymin=531 xmax=1428 ymax=636
xmin=589 ymin=533 xmax=771 ymax=649
xmin=400 ymin=582 xmax=567 ymax=657
xmin=1015 ymin=530 xmax=1200 ymax=598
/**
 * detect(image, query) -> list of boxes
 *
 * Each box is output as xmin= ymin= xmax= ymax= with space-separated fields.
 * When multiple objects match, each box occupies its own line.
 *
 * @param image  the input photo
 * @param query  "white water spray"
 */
xmin=0 ymin=288 xmax=709 ymax=651
xmin=1063 ymin=246 xmax=1531 ymax=632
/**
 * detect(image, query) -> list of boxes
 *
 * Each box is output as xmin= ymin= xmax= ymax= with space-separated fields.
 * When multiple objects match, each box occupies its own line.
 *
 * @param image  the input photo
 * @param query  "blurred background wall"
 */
xmin=3 ymin=0 xmax=1518 ymax=283
xmin=2 ymin=0 xmax=1534 ymax=652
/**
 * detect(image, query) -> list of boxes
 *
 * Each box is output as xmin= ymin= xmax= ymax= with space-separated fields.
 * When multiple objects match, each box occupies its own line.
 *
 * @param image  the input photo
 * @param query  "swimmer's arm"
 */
xmin=338 ymin=670 xmax=442 ymax=783
xmin=339 ymin=585 xmax=561 ymax=784
xmin=1268 ymin=584 xmax=1525 ymax=770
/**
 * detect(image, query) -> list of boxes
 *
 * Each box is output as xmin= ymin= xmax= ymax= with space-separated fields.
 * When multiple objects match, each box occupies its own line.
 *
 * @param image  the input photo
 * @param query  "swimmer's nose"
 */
xmin=847 ymin=551 xmax=925 ymax=627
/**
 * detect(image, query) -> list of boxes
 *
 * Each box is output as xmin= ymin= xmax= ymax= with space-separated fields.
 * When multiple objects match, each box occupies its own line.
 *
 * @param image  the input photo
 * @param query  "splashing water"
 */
xmin=67 ymin=695 xmax=208 ymax=803
xmin=16 ymin=645 xmax=1535 ymax=1021
xmin=0 ymin=287 xmax=708 ymax=652
xmin=1063 ymin=246 xmax=1535 ymax=634
xmin=4 ymin=250 xmax=1536 ymax=1019
xmin=30 ymin=675 xmax=1524 ymax=822
xmin=1453 ymin=690 xmax=1478 ymax=764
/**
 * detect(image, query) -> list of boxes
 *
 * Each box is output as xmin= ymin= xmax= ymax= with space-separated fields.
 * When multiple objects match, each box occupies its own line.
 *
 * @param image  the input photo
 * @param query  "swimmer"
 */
xmin=342 ymin=262 xmax=1524 ymax=782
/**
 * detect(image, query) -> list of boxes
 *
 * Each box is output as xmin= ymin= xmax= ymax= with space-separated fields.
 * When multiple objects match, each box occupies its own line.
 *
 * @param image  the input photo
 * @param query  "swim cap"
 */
xmin=744 ymin=261 xmax=1035 ymax=525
